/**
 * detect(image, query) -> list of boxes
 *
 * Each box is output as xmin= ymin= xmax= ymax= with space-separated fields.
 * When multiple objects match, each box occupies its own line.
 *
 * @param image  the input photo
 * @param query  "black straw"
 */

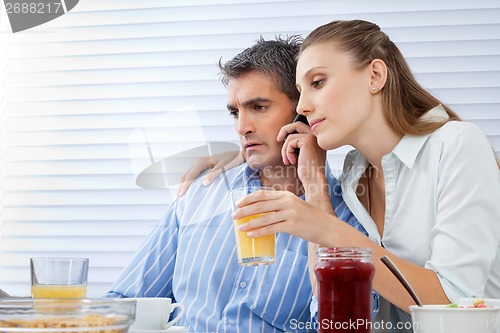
xmin=381 ymin=255 xmax=423 ymax=307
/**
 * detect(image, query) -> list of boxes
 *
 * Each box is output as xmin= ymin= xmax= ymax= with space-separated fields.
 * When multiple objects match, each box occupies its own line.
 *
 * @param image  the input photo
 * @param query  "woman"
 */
xmin=231 ymin=20 xmax=500 ymax=327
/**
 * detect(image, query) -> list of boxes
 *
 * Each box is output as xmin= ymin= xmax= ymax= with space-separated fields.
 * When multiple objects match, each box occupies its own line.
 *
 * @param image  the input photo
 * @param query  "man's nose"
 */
xmin=236 ymin=112 xmax=256 ymax=136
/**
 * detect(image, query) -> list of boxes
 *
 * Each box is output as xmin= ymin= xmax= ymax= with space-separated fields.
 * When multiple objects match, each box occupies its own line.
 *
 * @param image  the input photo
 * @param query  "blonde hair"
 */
xmin=300 ymin=19 xmax=461 ymax=136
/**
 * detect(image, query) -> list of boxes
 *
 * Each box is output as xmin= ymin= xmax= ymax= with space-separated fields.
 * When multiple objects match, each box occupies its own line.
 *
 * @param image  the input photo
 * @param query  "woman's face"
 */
xmin=296 ymin=42 xmax=375 ymax=150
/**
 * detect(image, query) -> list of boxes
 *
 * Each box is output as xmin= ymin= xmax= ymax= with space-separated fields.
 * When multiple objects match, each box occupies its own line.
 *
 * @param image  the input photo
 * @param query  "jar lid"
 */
xmin=317 ymin=247 xmax=372 ymax=259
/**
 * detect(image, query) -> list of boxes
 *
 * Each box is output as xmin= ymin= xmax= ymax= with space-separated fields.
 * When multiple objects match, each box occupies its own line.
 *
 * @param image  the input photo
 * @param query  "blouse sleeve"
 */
xmin=424 ymin=122 xmax=500 ymax=301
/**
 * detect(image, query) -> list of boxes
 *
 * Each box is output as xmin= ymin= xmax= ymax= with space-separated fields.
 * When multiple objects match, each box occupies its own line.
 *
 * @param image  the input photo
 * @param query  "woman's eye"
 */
xmin=311 ymin=79 xmax=324 ymax=88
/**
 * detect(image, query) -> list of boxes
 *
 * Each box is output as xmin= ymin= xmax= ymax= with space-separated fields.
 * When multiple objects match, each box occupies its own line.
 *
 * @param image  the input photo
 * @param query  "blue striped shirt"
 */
xmin=107 ymin=164 xmax=372 ymax=332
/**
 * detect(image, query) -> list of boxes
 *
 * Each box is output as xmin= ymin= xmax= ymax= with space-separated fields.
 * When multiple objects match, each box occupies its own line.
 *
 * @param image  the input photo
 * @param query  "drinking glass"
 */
xmin=230 ymin=186 xmax=276 ymax=266
xmin=30 ymin=257 xmax=89 ymax=298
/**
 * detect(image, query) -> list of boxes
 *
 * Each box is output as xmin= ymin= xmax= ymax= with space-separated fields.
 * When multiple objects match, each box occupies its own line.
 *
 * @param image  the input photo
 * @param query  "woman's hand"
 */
xmin=277 ymin=121 xmax=327 ymax=184
xmin=231 ymin=189 xmax=337 ymax=245
xmin=277 ymin=120 xmax=333 ymax=212
xmin=177 ymin=150 xmax=245 ymax=197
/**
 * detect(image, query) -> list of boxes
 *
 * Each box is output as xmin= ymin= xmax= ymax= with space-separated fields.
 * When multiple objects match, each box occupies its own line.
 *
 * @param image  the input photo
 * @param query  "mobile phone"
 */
xmin=291 ymin=114 xmax=309 ymax=156
xmin=293 ymin=114 xmax=309 ymax=126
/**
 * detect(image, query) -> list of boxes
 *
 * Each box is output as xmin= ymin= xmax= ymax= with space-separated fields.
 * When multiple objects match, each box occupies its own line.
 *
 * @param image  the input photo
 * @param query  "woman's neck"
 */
xmin=354 ymin=112 xmax=403 ymax=170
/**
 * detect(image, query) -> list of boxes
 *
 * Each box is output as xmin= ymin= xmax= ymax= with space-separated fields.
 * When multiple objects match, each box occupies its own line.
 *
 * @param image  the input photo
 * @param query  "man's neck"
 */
xmin=258 ymin=165 xmax=304 ymax=196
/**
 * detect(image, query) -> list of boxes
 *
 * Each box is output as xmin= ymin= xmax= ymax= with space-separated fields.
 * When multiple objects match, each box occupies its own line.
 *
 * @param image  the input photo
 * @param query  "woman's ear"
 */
xmin=369 ymin=59 xmax=388 ymax=93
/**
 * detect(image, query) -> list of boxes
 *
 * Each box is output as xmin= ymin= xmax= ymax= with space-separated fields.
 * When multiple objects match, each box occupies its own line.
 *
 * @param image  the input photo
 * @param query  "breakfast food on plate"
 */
xmin=0 ymin=299 xmax=134 ymax=333
xmin=4 ymin=314 xmax=128 ymax=333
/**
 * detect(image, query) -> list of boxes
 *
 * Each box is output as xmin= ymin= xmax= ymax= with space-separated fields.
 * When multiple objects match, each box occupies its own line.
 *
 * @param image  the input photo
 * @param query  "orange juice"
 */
xmin=31 ymin=284 xmax=87 ymax=298
xmin=233 ymin=213 xmax=276 ymax=265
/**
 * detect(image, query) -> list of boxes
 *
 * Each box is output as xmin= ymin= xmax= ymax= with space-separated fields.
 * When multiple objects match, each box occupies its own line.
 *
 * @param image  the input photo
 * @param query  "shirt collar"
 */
xmin=221 ymin=164 xmax=260 ymax=192
xmin=392 ymin=104 xmax=449 ymax=168
xmin=242 ymin=165 xmax=261 ymax=186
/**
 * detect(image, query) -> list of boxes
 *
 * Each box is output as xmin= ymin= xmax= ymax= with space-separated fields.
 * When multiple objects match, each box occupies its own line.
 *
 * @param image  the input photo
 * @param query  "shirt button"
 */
xmin=239 ymin=281 xmax=247 ymax=288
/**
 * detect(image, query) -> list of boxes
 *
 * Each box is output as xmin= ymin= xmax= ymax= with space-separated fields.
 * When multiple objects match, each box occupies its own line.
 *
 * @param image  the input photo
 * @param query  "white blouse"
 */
xmin=340 ymin=105 xmax=500 ymax=303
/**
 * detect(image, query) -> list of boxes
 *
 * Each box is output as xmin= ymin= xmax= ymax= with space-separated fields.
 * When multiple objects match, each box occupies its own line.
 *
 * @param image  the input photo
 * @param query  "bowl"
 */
xmin=0 ymin=298 xmax=136 ymax=333
xmin=410 ymin=304 xmax=500 ymax=333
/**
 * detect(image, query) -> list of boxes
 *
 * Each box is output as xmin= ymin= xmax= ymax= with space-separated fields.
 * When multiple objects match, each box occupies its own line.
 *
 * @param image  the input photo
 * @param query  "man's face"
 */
xmin=226 ymin=71 xmax=296 ymax=170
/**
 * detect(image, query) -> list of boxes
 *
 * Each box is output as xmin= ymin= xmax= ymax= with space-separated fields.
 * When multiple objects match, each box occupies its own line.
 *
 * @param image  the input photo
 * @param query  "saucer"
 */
xmin=129 ymin=327 xmax=186 ymax=333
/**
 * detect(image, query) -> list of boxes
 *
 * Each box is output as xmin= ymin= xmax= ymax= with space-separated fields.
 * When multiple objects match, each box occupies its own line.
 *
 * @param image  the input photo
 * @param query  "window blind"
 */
xmin=1 ymin=0 xmax=499 ymax=297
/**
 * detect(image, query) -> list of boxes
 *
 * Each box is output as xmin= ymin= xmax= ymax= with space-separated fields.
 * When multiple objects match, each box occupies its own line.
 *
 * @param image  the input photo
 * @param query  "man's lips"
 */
xmin=244 ymin=142 xmax=263 ymax=150
xmin=309 ymin=119 xmax=324 ymax=131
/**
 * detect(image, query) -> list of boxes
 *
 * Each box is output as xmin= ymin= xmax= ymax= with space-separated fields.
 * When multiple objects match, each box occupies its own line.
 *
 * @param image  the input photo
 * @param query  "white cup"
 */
xmin=128 ymin=297 xmax=184 ymax=331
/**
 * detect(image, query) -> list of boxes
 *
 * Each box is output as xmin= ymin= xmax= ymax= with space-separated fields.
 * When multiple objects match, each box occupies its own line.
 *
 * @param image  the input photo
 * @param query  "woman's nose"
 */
xmin=296 ymin=93 xmax=313 ymax=115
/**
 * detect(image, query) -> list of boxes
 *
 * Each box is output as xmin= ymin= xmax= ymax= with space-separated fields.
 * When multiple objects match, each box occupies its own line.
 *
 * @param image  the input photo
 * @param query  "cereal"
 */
xmin=445 ymin=298 xmax=492 ymax=309
xmin=2 ymin=314 xmax=128 ymax=333
xmin=472 ymin=299 xmax=485 ymax=308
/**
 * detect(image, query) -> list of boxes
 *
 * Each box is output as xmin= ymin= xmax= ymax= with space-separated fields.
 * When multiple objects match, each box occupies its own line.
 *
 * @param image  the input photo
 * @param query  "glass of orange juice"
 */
xmin=30 ymin=257 xmax=89 ymax=298
xmin=230 ymin=186 xmax=276 ymax=266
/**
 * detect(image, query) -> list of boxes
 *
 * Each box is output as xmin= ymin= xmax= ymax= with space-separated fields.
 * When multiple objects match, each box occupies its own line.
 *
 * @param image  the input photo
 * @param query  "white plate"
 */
xmin=129 ymin=327 xmax=186 ymax=333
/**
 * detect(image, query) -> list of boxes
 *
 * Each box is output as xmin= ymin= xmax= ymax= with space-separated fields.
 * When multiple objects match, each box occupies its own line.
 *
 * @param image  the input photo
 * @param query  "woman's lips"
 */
xmin=309 ymin=119 xmax=324 ymax=132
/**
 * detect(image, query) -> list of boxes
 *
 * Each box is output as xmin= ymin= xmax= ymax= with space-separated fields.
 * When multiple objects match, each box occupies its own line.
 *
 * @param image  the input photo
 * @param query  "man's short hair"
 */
xmin=218 ymin=35 xmax=302 ymax=103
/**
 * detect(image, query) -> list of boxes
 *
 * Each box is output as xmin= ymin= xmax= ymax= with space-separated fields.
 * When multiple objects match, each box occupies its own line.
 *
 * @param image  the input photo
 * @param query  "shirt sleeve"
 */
xmin=424 ymin=123 xmax=500 ymax=302
xmin=309 ymin=294 xmax=319 ymax=325
xmin=105 ymin=200 xmax=181 ymax=299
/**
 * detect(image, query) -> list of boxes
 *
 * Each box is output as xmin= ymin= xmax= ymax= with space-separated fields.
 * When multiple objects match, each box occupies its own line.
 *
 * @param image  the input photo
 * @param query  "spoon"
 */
xmin=380 ymin=255 xmax=423 ymax=307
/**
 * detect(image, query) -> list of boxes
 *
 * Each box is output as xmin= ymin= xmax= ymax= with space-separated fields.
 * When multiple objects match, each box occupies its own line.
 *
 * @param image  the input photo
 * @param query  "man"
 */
xmin=107 ymin=36 xmax=367 ymax=332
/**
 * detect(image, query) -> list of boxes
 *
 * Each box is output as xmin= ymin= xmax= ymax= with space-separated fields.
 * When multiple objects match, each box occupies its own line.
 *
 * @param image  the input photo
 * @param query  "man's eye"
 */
xmin=254 ymin=104 xmax=266 ymax=111
xmin=229 ymin=110 xmax=238 ymax=118
xmin=311 ymin=79 xmax=324 ymax=88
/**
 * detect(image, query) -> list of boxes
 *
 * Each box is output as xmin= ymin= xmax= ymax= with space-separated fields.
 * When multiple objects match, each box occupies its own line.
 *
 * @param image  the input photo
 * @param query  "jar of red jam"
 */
xmin=314 ymin=247 xmax=375 ymax=332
